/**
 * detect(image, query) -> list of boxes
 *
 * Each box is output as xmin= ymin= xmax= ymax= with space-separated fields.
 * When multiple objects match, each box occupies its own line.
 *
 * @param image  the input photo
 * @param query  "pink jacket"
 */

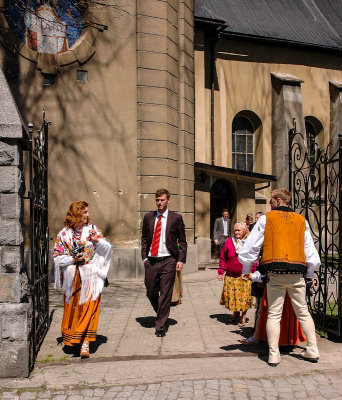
xmin=218 ymin=237 xmax=257 ymax=278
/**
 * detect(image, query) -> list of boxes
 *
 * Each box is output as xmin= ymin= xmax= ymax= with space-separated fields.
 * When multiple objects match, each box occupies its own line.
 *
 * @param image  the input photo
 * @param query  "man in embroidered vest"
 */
xmin=141 ymin=188 xmax=187 ymax=337
xmin=238 ymin=188 xmax=320 ymax=366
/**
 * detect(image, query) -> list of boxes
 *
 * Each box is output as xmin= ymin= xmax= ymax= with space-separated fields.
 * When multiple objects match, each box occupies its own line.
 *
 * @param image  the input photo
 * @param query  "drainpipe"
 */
xmin=210 ymin=26 xmax=227 ymax=165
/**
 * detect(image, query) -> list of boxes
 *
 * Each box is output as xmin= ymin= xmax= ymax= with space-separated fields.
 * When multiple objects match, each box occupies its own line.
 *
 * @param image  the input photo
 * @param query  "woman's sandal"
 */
xmin=80 ymin=342 xmax=90 ymax=359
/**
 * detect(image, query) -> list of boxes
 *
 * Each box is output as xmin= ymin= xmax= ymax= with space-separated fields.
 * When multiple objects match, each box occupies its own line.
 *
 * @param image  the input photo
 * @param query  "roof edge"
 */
xmin=195 ymin=18 xmax=342 ymax=53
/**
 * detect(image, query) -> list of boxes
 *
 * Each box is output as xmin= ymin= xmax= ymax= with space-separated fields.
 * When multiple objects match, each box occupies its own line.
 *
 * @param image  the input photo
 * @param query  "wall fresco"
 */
xmin=5 ymin=0 xmax=82 ymax=54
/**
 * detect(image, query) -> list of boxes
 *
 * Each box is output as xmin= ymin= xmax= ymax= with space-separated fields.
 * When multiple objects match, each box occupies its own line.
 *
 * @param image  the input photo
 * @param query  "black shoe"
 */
xmin=303 ymin=356 xmax=319 ymax=363
xmin=155 ymin=330 xmax=166 ymax=337
xmin=268 ymin=362 xmax=279 ymax=367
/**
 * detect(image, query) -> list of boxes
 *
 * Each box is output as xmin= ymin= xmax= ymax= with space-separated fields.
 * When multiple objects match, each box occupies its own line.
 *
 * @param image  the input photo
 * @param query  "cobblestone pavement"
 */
xmin=2 ymin=372 xmax=342 ymax=400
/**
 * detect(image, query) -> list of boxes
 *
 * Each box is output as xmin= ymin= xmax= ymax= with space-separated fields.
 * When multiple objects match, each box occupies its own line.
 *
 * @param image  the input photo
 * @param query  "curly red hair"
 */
xmin=64 ymin=201 xmax=89 ymax=229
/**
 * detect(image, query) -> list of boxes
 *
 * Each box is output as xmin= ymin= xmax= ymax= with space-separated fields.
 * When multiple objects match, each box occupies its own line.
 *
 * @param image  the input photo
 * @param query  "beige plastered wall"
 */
xmin=195 ymin=36 xmax=342 ymax=240
xmin=0 ymin=0 xmax=196 ymax=275
xmin=0 ymin=2 xmax=138 ymax=246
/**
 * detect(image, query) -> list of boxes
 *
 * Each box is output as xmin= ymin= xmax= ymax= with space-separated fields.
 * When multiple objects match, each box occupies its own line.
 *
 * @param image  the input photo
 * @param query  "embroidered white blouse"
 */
xmin=53 ymin=224 xmax=112 ymax=304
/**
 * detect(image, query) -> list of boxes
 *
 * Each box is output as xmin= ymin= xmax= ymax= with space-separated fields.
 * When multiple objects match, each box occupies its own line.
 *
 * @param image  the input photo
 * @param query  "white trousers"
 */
xmin=266 ymin=273 xmax=319 ymax=364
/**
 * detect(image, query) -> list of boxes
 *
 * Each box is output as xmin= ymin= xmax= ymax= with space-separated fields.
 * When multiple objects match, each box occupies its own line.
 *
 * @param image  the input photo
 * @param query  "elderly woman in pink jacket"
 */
xmin=218 ymin=222 xmax=254 ymax=327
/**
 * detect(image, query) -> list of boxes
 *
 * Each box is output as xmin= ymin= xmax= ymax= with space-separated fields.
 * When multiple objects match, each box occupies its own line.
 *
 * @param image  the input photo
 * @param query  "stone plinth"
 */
xmin=0 ymin=67 xmax=31 ymax=377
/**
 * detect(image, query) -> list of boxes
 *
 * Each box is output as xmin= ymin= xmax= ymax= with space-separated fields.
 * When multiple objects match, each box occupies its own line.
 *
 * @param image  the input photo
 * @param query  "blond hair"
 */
xmin=271 ymin=188 xmax=291 ymax=205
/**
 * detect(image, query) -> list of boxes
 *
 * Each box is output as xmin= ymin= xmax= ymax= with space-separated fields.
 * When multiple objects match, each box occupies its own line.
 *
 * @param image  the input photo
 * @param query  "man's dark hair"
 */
xmin=222 ymin=209 xmax=229 ymax=215
xmin=155 ymin=188 xmax=170 ymax=199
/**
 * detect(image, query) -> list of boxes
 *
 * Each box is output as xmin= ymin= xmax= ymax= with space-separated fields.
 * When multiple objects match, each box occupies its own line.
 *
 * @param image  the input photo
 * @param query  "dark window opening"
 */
xmin=305 ymin=121 xmax=318 ymax=164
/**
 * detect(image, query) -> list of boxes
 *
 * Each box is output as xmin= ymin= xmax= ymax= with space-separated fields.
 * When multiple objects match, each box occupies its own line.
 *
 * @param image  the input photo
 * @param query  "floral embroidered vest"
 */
xmin=260 ymin=210 xmax=306 ymax=273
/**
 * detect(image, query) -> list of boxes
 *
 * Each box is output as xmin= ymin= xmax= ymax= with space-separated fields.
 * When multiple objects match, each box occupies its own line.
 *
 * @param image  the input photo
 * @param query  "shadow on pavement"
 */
xmin=55 ymin=335 xmax=108 ymax=357
xmin=220 ymin=343 xmax=269 ymax=359
xmin=135 ymin=317 xmax=178 ymax=329
xmin=209 ymin=313 xmax=233 ymax=325
xmin=135 ymin=316 xmax=156 ymax=328
xmin=210 ymin=313 xmax=250 ymax=327
xmin=90 ymin=335 xmax=108 ymax=353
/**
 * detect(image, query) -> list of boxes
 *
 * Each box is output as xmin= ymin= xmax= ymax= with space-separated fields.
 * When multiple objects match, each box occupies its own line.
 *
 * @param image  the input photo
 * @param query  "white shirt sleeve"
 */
xmin=304 ymin=220 xmax=321 ymax=278
xmin=238 ymin=215 xmax=266 ymax=274
xmin=251 ymin=271 xmax=264 ymax=283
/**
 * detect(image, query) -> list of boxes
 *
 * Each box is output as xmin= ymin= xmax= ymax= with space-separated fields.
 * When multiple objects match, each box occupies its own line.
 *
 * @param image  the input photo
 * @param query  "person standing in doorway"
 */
xmin=213 ymin=209 xmax=231 ymax=256
xmin=239 ymin=188 xmax=320 ymax=366
xmin=141 ymin=188 xmax=187 ymax=337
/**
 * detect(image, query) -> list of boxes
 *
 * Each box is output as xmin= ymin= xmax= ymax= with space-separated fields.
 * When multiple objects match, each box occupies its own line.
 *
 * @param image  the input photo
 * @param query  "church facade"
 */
xmin=1 ymin=0 xmax=342 ymax=377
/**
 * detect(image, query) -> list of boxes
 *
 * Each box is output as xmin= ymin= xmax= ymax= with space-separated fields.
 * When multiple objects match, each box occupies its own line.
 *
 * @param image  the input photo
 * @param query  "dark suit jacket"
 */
xmin=213 ymin=217 xmax=231 ymax=245
xmin=141 ymin=210 xmax=187 ymax=263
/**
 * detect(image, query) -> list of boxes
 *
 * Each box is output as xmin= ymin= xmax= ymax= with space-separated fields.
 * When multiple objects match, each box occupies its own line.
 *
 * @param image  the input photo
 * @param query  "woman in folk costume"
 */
xmin=218 ymin=222 xmax=255 ymax=327
xmin=53 ymin=201 xmax=112 ymax=358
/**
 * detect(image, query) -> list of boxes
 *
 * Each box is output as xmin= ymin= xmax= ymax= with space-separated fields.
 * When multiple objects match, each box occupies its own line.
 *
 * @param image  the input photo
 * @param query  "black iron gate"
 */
xmin=25 ymin=110 xmax=50 ymax=369
xmin=289 ymin=119 xmax=342 ymax=337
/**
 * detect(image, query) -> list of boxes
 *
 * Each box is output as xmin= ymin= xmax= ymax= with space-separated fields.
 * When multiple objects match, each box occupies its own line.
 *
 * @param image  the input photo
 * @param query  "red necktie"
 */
xmin=150 ymin=215 xmax=163 ymax=256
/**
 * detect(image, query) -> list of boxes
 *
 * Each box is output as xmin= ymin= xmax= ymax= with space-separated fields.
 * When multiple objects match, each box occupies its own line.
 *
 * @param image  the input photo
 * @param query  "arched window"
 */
xmin=305 ymin=117 xmax=323 ymax=164
xmin=232 ymin=116 xmax=254 ymax=171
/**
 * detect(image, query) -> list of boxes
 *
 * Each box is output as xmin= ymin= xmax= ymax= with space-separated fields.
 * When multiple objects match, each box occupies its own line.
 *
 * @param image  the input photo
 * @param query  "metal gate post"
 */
xmin=288 ymin=119 xmax=296 ymax=193
xmin=26 ymin=111 xmax=51 ymax=370
xmin=338 ymin=132 xmax=342 ymax=336
xmin=323 ymin=147 xmax=328 ymax=324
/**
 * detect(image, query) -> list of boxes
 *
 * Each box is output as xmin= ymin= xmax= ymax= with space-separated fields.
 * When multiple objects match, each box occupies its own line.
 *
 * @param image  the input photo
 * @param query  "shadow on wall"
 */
xmin=1 ymin=5 xmax=138 ymax=242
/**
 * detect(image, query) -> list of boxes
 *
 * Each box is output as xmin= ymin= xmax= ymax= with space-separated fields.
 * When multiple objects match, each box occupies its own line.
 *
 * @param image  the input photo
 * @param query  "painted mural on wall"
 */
xmin=5 ymin=0 xmax=82 ymax=54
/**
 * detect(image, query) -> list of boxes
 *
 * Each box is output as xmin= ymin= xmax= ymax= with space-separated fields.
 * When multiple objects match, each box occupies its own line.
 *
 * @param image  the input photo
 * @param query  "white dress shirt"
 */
xmin=223 ymin=218 xmax=228 ymax=236
xmin=148 ymin=209 xmax=171 ymax=257
xmin=238 ymin=214 xmax=321 ymax=278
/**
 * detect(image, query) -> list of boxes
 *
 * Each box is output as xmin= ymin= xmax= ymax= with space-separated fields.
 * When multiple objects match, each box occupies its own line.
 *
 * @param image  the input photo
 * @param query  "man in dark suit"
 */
xmin=213 ymin=209 xmax=231 ymax=256
xmin=141 ymin=188 xmax=187 ymax=337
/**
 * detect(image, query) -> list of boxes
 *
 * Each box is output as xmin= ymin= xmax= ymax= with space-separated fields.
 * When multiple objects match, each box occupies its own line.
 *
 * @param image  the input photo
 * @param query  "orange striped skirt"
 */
xmin=61 ymin=269 xmax=101 ymax=346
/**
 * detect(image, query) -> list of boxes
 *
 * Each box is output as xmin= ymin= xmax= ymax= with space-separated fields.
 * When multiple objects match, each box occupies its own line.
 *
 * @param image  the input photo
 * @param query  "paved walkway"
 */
xmin=1 ymin=268 xmax=342 ymax=399
xmin=2 ymin=373 xmax=342 ymax=400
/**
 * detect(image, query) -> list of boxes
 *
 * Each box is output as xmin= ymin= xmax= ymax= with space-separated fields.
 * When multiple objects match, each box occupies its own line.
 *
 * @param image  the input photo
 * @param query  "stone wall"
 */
xmin=108 ymin=0 xmax=198 ymax=279
xmin=136 ymin=0 xmax=195 ymax=234
xmin=0 ymin=68 xmax=31 ymax=377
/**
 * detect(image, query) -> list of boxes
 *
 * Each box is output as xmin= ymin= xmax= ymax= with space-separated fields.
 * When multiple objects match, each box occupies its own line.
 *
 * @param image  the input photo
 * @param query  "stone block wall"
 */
xmin=137 ymin=0 xmax=195 ymax=242
xmin=109 ymin=0 xmax=198 ymax=279
xmin=0 ymin=68 xmax=31 ymax=377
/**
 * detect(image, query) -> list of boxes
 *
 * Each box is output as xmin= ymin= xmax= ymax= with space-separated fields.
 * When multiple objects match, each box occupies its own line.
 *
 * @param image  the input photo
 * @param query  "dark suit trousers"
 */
xmin=144 ymin=257 xmax=177 ymax=331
